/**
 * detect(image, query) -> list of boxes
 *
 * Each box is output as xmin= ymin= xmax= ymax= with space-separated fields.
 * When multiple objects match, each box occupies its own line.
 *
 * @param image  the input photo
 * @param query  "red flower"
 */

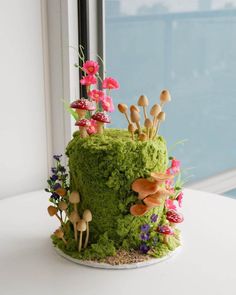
xmin=82 ymin=60 xmax=99 ymax=75
xmin=176 ymin=192 xmax=183 ymax=207
xmin=80 ymin=75 xmax=97 ymax=86
xmin=165 ymin=199 xmax=177 ymax=210
xmin=88 ymin=89 xmax=104 ymax=102
xmin=102 ymin=77 xmax=119 ymax=90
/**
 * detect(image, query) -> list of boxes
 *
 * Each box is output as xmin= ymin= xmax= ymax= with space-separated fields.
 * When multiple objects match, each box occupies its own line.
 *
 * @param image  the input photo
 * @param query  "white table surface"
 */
xmin=0 ymin=189 xmax=236 ymax=295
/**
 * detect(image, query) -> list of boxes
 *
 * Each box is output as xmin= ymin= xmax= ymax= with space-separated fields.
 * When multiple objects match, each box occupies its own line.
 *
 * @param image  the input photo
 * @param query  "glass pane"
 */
xmin=105 ymin=0 xmax=236 ymax=184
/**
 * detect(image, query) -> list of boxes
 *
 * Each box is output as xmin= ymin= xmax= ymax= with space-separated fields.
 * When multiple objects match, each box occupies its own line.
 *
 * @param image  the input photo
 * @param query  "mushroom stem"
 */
xmin=76 ymin=109 xmax=86 ymax=119
xmin=97 ymin=122 xmax=104 ymax=134
xmin=73 ymin=223 xmax=78 ymax=242
xmin=74 ymin=203 xmax=78 ymax=213
xmin=143 ymin=106 xmax=147 ymax=120
xmin=124 ymin=112 xmax=131 ymax=124
xmin=78 ymin=231 xmax=83 ymax=252
xmin=84 ymin=222 xmax=89 ymax=248
xmin=80 ymin=126 xmax=88 ymax=138
xmin=55 ymin=213 xmax=63 ymax=224
xmin=163 ymin=235 xmax=168 ymax=244
xmin=154 ymin=121 xmax=161 ymax=138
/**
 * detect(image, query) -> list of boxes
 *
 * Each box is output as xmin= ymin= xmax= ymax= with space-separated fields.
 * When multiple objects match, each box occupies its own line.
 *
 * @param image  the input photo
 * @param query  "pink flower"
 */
xmin=171 ymin=159 xmax=181 ymax=174
xmin=102 ymin=77 xmax=119 ymax=90
xmin=80 ymin=75 xmax=97 ymax=86
xmin=88 ymin=89 xmax=104 ymax=102
xmin=176 ymin=192 xmax=183 ymax=207
xmin=101 ymin=96 xmax=115 ymax=112
xmin=82 ymin=60 xmax=99 ymax=75
xmin=165 ymin=199 xmax=177 ymax=210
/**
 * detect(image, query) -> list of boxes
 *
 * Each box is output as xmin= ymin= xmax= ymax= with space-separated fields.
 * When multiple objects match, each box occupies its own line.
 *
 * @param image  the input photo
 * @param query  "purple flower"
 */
xmin=150 ymin=214 xmax=158 ymax=223
xmin=53 ymin=183 xmax=61 ymax=190
xmin=53 ymin=154 xmax=62 ymax=161
xmin=58 ymin=166 xmax=66 ymax=173
xmin=50 ymin=193 xmax=59 ymax=200
xmin=140 ymin=244 xmax=150 ymax=254
xmin=140 ymin=233 xmax=150 ymax=241
xmin=50 ymin=175 xmax=58 ymax=182
xmin=51 ymin=167 xmax=57 ymax=174
xmin=140 ymin=224 xmax=150 ymax=232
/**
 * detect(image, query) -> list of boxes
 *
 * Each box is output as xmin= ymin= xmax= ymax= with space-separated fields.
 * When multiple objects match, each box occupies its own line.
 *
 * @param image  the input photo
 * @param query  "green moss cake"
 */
xmin=46 ymin=57 xmax=184 ymax=266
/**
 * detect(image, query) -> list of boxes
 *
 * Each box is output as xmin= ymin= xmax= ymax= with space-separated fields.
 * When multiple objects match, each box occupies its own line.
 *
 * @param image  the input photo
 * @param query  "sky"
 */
xmin=117 ymin=0 xmax=236 ymax=15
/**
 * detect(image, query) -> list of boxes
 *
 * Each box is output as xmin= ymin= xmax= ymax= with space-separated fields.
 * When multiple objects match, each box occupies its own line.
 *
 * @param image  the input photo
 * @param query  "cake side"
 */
xmin=66 ymin=128 xmax=168 ymax=250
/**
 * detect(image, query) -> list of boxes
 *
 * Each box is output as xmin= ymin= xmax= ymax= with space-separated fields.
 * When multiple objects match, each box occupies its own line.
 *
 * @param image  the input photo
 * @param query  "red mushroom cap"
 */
xmin=157 ymin=225 xmax=173 ymax=235
xmin=92 ymin=112 xmax=111 ymax=123
xmin=166 ymin=210 xmax=184 ymax=224
xmin=75 ymin=119 xmax=91 ymax=127
xmin=70 ymin=98 xmax=96 ymax=111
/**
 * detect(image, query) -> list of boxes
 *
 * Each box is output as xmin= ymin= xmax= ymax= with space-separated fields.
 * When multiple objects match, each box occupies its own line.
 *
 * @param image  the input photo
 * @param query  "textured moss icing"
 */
xmin=66 ymin=128 xmax=168 ymax=251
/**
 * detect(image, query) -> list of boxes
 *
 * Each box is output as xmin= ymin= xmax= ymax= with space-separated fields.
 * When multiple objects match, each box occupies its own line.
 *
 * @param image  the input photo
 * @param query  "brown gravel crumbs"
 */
xmin=92 ymin=250 xmax=150 ymax=265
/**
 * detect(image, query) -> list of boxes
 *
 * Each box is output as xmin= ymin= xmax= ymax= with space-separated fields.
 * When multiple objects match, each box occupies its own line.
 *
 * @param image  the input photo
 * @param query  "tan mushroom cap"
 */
xmin=132 ymin=178 xmax=159 ymax=200
xmin=118 ymin=103 xmax=128 ymax=113
xmin=69 ymin=191 xmax=80 ymax=204
xmin=143 ymin=194 xmax=165 ymax=208
xmin=130 ymin=105 xmax=140 ymax=113
xmin=48 ymin=206 xmax=58 ymax=216
xmin=128 ymin=123 xmax=136 ymax=132
xmin=83 ymin=209 xmax=92 ymax=222
xmin=58 ymin=201 xmax=68 ymax=211
xmin=150 ymin=104 xmax=161 ymax=116
xmin=138 ymin=95 xmax=149 ymax=107
xmin=130 ymin=204 xmax=149 ymax=216
xmin=160 ymin=89 xmax=171 ymax=103
xmin=144 ymin=118 xmax=152 ymax=128
xmin=155 ymin=187 xmax=172 ymax=197
xmin=157 ymin=111 xmax=166 ymax=121
xmin=139 ymin=133 xmax=147 ymax=142
xmin=77 ymin=219 xmax=87 ymax=232
xmin=55 ymin=187 xmax=67 ymax=197
xmin=150 ymin=172 xmax=174 ymax=183
xmin=54 ymin=228 xmax=64 ymax=239
xmin=69 ymin=211 xmax=80 ymax=223
xmin=130 ymin=109 xmax=140 ymax=123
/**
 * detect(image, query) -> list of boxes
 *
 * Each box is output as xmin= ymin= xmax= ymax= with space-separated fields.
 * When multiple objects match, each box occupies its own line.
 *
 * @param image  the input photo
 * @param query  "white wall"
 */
xmin=0 ymin=0 xmax=48 ymax=199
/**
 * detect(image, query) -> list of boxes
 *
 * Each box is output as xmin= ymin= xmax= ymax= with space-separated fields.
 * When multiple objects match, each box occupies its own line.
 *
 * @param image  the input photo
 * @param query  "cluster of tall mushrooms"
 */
xmin=48 ymin=191 xmax=92 ymax=252
xmin=118 ymin=89 xmax=171 ymax=141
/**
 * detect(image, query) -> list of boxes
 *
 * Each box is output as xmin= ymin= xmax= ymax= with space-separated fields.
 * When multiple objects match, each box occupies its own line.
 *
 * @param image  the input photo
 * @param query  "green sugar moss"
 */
xmin=65 ymin=128 xmax=169 ymax=257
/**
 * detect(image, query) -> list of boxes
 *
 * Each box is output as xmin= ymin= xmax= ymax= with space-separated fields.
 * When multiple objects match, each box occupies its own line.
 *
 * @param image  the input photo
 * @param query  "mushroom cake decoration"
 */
xmin=45 ymin=45 xmax=185 ymax=266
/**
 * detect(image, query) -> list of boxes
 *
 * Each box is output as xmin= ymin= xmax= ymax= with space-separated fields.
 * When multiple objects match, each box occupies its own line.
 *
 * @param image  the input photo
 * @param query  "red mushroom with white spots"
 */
xmin=157 ymin=225 xmax=174 ymax=244
xmin=75 ymin=119 xmax=91 ymax=138
xmin=166 ymin=210 xmax=184 ymax=227
xmin=91 ymin=112 xmax=111 ymax=134
xmin=70 ymin=98 xmax=96 ymax=119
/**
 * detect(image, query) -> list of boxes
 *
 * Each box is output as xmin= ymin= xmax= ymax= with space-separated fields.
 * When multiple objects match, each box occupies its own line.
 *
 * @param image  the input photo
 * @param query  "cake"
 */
xmin=46 ymin=56 xmax=184 ymax=267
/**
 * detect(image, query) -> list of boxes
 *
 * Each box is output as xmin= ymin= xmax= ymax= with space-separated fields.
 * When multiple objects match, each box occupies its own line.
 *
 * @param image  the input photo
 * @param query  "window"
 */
xmin=104 ymin=0 xmax=236 ymax=193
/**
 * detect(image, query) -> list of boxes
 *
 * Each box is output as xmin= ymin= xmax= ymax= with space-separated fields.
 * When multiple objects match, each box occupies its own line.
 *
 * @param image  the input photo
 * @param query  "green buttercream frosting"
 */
xmin=65 ymin=128 xmax=169 ymax=254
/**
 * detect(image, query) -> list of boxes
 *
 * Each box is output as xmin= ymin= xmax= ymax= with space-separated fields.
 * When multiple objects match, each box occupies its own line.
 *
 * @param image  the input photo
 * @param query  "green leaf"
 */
xmin=63 ymin=100 xmax=78 ymax=121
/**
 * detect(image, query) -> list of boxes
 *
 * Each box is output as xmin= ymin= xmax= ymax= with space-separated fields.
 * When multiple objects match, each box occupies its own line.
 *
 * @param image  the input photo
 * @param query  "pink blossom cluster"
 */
xmin=80 ymin=60 xmax=119 ymax=113
xmin=165 ymin=158 xmax=184 ymax=210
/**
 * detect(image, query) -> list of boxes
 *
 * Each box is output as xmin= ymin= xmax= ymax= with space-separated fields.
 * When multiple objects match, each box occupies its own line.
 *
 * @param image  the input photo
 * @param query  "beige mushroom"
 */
xmin=77 ymin=220 xmax=87 ymax=252
xmin=83 ymin=209 xmax=92 ymax=248
xmin=58 ymin=201 xmax=68 ymax=221
xmin=150 ymin=104 xmax=161 ymax=138
xmin=69 ymin=191 xmax=80 ymax=213
xmin=54 ymin=228 xmax=67 ymax=245
xmin=130 ymin=109 xmax=141 ymax=135
xmin=130 ymin=105 xmax=140 ymax=113
xmin=132 ymin=178 xmax=159 ymax=200
xmin=69 ymin=211 xmax=80 ymax=242
xmin=128 ymin=123 xmax=136 ymax=140
xmin=144 ymin=118 xmax=152 ymax=139
xmin=138 ymin=95 xmax=149 ymax=120
xmin=118 ymin=103 xmax=131 ymax=124
xmin=155 ymin=111 xmax=166 ymax=137
xmin=139 ymin=132 xmax=147 ymax=142
xmin=47 ymin=206 xmax=63 ymax=224
xmin=160 ymin=89 xmax=171 ymax=107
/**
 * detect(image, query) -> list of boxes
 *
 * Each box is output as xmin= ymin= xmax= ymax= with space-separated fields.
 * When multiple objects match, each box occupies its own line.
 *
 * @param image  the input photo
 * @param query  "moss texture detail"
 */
xmin=66 ymin=129 xmax=168 ymax=251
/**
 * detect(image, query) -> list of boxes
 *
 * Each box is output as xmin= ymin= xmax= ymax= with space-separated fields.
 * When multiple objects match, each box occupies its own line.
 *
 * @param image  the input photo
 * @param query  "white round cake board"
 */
xmin=54 ymin=245 xmax=182 ymax=270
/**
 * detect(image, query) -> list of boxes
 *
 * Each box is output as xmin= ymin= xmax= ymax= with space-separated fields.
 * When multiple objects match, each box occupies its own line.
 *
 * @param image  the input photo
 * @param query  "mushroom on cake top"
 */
xmin=166 ymin=210 xmax=184 ymax=227
xmin=75 ymin=119 xmax=91 ymax=138
xmin=70 ymin=98 xmax=96 ymax=119
xmin=91 ymin=112 xmax=111 ymax=134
